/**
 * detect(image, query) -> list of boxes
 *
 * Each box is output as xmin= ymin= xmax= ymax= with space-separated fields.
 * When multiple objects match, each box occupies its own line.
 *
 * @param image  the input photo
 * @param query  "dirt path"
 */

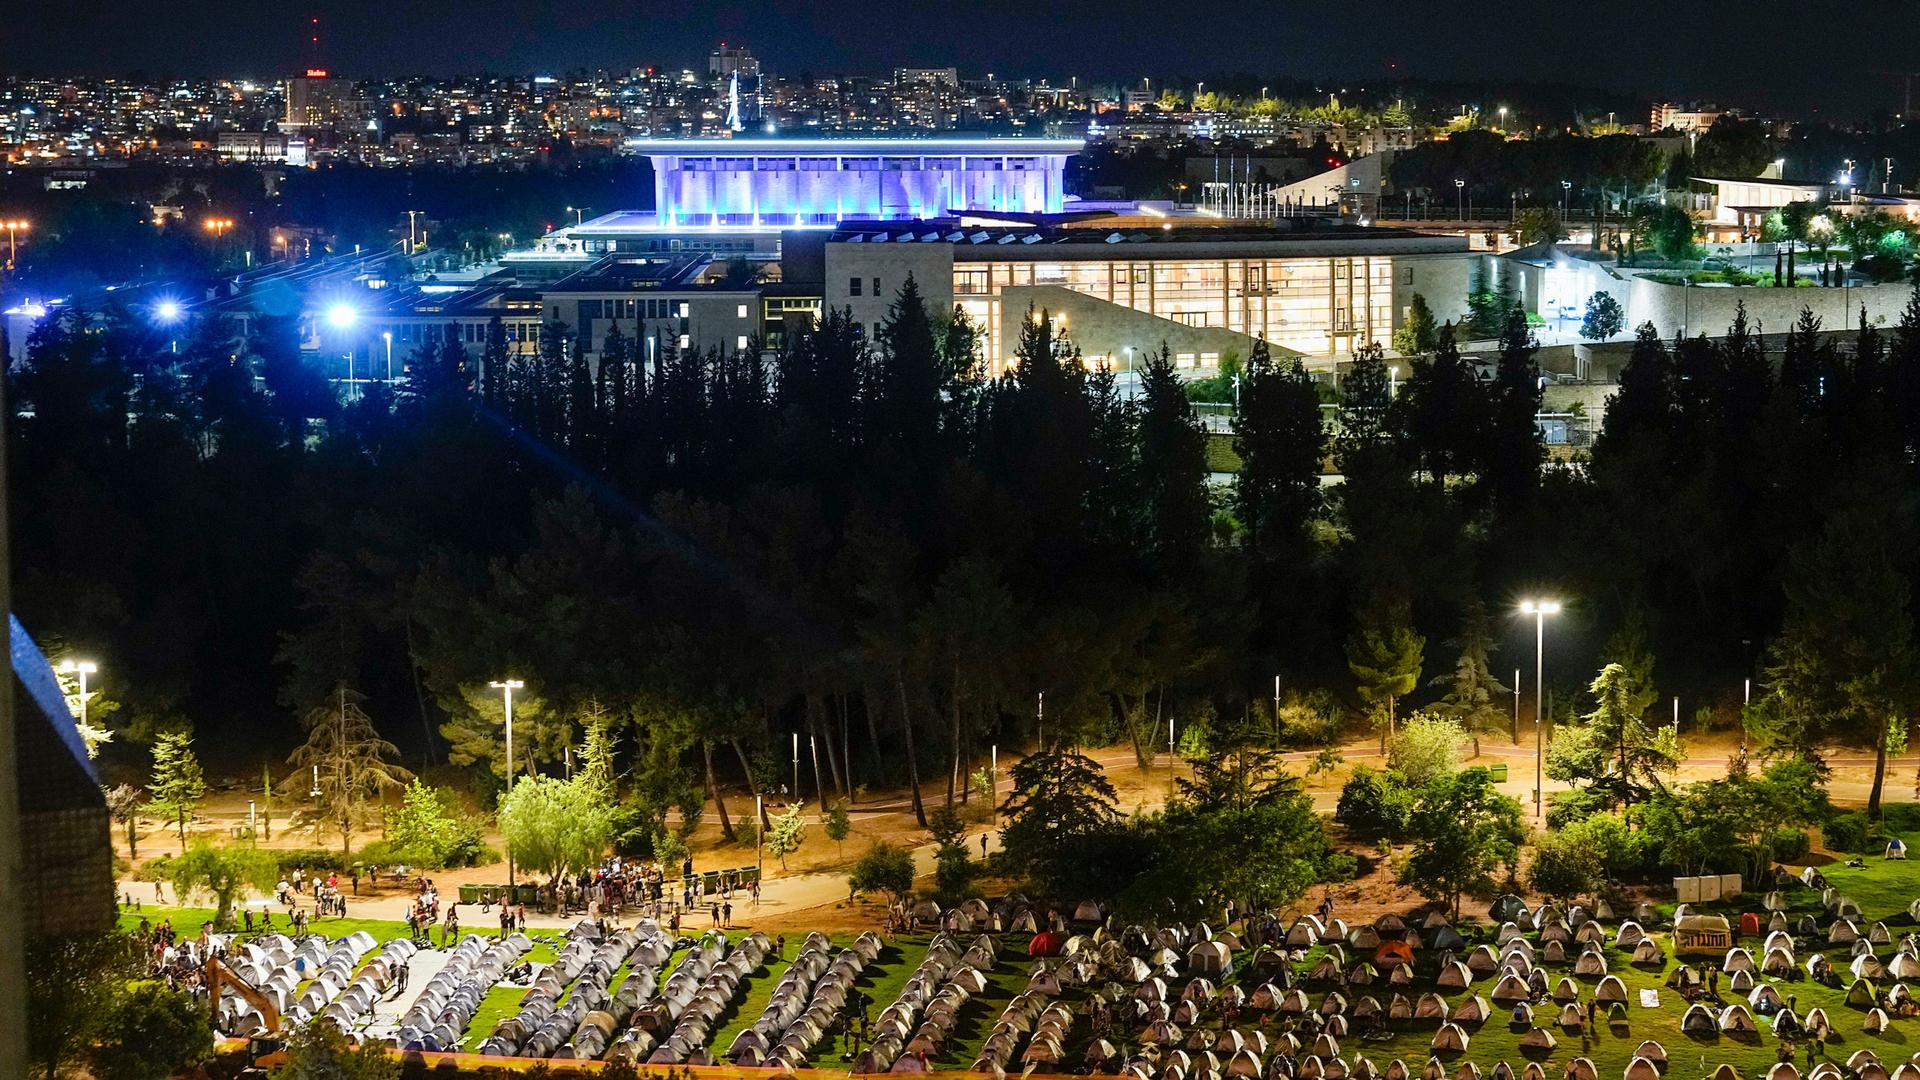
xmin=117 ymin=733 xmax=1911 ymax=931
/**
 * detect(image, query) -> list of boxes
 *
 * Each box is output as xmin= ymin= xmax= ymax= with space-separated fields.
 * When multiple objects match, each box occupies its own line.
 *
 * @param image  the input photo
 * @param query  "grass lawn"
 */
xmin=117 ymin=905 xmax=416 ymax=948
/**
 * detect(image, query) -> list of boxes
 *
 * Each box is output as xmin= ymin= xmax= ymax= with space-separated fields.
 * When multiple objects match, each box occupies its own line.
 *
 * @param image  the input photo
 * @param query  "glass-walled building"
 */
xmin=822 ymin=222 xmax=1473 ymax=372
xmin=952 ymin=254 xmax=1399 ymax=365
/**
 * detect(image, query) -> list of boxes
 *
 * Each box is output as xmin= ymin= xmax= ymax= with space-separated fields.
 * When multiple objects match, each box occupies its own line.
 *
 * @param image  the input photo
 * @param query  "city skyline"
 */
xmin=2 ymin=0 xmax=1912 ymax=121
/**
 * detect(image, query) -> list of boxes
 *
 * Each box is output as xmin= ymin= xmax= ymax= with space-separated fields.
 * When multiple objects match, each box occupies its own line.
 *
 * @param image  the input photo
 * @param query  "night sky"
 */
xmin=2 ymin=0 xmax=1909 ymax=120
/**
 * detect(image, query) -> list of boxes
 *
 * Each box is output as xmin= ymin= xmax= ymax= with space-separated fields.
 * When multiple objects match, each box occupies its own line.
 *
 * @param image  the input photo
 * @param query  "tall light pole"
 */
xmin=1560 ymin=180 xmax=1572 ymax=225
xmin=490 ymin=678 xmax=524 ymax=886
xmin=1512 ymin=667 xmax=1521 ymax=742
xmin=1454 ymin=178 xmax=1466 ymax=221
xmin=1519 ymin=600 xmax=1561 ymax=819
xmin=382 ymin=331 xmax=393 ymax=384
xmin=2 ymin=219 xmax=28 ymax=271
xmin=57 ymin=660 xmax=97 ymax=735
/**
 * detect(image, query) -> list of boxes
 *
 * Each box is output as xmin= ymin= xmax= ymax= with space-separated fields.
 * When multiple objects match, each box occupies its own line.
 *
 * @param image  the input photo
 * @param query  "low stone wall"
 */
xmin=1623 ymin=276 xmax=1908 ymax=338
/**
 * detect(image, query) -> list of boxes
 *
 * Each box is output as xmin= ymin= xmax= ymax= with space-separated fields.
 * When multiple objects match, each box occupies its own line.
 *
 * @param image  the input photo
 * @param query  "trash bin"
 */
xmin=514 ymin=884 xmax=541 ymax=907
xmin=1489 ymin=763 xmax=1509 ymax=782
xmin=459 ymin=884 xmax=481 ymax=904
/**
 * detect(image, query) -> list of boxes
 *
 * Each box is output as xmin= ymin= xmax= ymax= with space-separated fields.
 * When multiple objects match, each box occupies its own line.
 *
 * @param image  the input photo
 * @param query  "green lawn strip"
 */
xmin=707 ymin=952 xmax=796 ymax=1058
xmin=117 ymin=905 xmax=415 ymax=946
xmin=463 ymin=985 xmax=527 ymax=1050
xmin=934 ymin=951 xmax=1030 ymax=1067
xmin=794 ymin=935 xmax=923 ymax=1067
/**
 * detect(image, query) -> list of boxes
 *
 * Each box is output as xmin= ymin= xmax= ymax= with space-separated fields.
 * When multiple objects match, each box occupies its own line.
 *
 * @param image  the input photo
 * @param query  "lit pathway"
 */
xmin=360 ymin=945 xmax=453 ymax=1041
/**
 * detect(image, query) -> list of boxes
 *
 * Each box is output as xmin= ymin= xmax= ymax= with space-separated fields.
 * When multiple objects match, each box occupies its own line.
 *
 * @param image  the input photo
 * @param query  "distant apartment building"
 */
xmin=284 ymin=71 xmax=357 ymax=130
xmin=216 ymin=130 xmax=307 ymax=164
xmin=894 ymin=67 xmax=960 ymax=87
xmin=708 ymin=44 xmax=760 ymax=80
xmin=1650 ymin=102 xmax=1724 ymax=133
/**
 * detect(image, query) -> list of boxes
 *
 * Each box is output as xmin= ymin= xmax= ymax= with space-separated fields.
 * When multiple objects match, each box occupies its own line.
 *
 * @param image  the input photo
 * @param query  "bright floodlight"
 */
xmin=57 ymin=659 xmax=97 ymax=675
xmin=326 ymin=303 xmax=357 ymax=328
xmin=1519 ymin=599 xmax=1562 ymax=615
xmin=155 ymin=300 xmax=182 ymax=323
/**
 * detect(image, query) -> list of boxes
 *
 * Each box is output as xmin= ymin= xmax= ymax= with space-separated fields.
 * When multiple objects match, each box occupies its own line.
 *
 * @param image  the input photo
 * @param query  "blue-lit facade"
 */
xmin=632 ymin=137 xmax=1082 ymax=227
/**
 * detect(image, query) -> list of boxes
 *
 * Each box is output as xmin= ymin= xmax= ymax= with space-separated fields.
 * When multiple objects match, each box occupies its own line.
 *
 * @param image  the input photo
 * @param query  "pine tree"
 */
xmin=1399 ymin=324 xmax=1483 ymax=486
xmin=1233 ymin=338 xmax=1327 ymax=557
xmin=481 ymin=316 xmax=509 ymax=409
xmin=1135 ymin=343 xmax=1213 ymax=565
xmin=145 ymin=731 xmax=206 ymax=852
xmin=1481 ymin=306 xmax=1544 ymax=505
xmin=287 ymin=685 xmax=413 ymax=856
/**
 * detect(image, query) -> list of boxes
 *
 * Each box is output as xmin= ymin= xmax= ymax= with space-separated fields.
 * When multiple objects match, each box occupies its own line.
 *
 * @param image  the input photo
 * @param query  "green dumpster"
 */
xmin=459 ymin=884 xmax=481 ymax=904
xmin=1489 ymin=762 xmax=1509 ymax=782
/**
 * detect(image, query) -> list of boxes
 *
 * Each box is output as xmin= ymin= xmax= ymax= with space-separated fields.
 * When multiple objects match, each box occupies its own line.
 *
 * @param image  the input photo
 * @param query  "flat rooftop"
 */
xmin=626 ymin=136 xmax=1085 ymax=156
xmin=825 ymin=219 xmax=1470 ymax=259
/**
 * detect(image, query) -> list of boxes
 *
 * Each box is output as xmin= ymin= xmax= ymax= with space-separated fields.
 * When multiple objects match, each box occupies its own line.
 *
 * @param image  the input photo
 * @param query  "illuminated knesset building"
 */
xmin=520 ymin=136 xmax=1083 ymax=263
xmin=645 ymin=137 xmax=1079 ymax=226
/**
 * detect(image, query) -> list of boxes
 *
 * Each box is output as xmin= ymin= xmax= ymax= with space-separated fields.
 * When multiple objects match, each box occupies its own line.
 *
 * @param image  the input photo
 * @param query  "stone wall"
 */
xmin=1624 ymin=277 xmax=1906 ymax=338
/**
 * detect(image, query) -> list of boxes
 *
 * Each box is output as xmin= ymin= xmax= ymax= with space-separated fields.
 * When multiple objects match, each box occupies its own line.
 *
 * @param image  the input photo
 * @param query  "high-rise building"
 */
xmin=284 ymin=70 xmax=356 ymax=130
xmin=708 ymin=44 xmax=760 ymax=80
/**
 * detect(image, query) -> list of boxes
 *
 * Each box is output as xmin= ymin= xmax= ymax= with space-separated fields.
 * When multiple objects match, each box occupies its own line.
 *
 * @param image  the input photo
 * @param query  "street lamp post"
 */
xmin=490 ymin=678 xmax=524 ymax=886
xmin=382 ymin=331 xmax=394 ymax=384
xmin=2 ymin=219 xmax=28 ymax=271
xmin=1560 ymin=180 xmax=1571 ymax=224
xmin=1519 ymin=600 xmax=1561 ymax=819
xmin=57 ymin=659 xmax=98 ymax=735
xmin=1512 ymin=667 xmax=1521 ymax=742
xmin=1454 ymin=179 xmax=1466 ymax=221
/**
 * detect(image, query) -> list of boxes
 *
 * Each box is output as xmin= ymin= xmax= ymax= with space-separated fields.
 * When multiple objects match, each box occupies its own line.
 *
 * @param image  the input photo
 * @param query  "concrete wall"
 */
xmin=1624 ymin=277 xmax=1907 ymax=338
xmin=999 ymin=284 xmax=1287 ymax=367
xmin=822 ymin=242 xmax=956 ymax=332
xmin=1402 ymin=253 xmax=1477 ymax=331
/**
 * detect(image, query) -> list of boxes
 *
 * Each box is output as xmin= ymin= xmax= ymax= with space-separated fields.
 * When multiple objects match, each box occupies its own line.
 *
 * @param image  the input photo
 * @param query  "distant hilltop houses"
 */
xmin=3 ymin=47 xmax=1617 ymax=169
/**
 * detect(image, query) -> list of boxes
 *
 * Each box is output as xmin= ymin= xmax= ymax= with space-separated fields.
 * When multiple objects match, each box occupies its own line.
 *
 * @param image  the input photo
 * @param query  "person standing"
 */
xmin=723 ymin=901 xmax=732 ymax=928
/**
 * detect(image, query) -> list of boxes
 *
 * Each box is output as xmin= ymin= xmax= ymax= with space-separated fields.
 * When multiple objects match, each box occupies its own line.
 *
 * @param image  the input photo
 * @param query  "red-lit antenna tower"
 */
xmin=303 ymin=15 xmax=328 ymax=77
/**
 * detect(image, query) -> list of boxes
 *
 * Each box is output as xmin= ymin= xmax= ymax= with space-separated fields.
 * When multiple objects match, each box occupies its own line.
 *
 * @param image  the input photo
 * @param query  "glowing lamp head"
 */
xmin=1519 ymin=599 xmax=1562 ymax=615
xmin=57 ymin=659 xmax=97 ymax=675
xmin=326 ymin=303 xmax=357 ymax=329
xmin=155 ymin=300 xmax=182 ymax=323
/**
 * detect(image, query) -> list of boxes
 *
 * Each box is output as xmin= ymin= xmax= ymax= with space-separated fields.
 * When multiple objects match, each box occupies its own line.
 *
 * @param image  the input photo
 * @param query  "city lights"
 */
xmin=326 ymin=303 xmax=358 ymax=328
xmin=154 ymin=299 xmax=183 ymax=323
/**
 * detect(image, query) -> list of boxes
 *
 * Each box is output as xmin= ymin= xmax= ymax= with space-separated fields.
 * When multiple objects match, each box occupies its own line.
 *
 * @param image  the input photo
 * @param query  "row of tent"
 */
xmin=477 ymin=921 xmax=671 ymax=1060
xmin=308 ymin=937 xmax=419 ymax=1036
xmin=386 ymin=933 xmax=530 ymax=1053
xmin=722 ymin=931 xmax=883 ymax=1069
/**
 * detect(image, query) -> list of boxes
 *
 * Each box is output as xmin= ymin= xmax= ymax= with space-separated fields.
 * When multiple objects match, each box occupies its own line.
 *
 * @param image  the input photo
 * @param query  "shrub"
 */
xmin=1772 ymin=828 xmax=1811 ymax=863
xmin=385 ymin=781 xmax=492 ymax=868
xmin=1335 ymin=766 xmax=1415 ymax=839
xmin=1823 ymin=812 xmax=1870 ymax=854
xmin=90 ymin=980 xmax=212 ymax=1080
xmin=1529 ymin=827 xmax=1604 ymax=900
xmin=274 ymin=849 xmax=348 ymax=874
xmin=848 ymin=841 xmax=916 ymax=903
xmin=132 ymin=855 xmax=174 ymax=882
xmin=1386 ymin=713 xmax=1463 ymax=788
xmin=1545 ymin=787 xmax=1609 ymax=830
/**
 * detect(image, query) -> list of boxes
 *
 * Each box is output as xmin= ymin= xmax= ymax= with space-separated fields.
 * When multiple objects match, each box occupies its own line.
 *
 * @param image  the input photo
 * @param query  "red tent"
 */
xmin=1740 ymin=912 xmax=1761 ymax=937
xmin=1030 ymin=931 xmax=1066 ymax=957
xmin=1374 ymin=940 xmax=1416 ymax=966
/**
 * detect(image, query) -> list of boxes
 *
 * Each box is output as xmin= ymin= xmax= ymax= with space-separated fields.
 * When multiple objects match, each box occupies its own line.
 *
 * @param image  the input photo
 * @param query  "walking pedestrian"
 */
xmin=723 ymin=901 xmax=732 ymax=927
